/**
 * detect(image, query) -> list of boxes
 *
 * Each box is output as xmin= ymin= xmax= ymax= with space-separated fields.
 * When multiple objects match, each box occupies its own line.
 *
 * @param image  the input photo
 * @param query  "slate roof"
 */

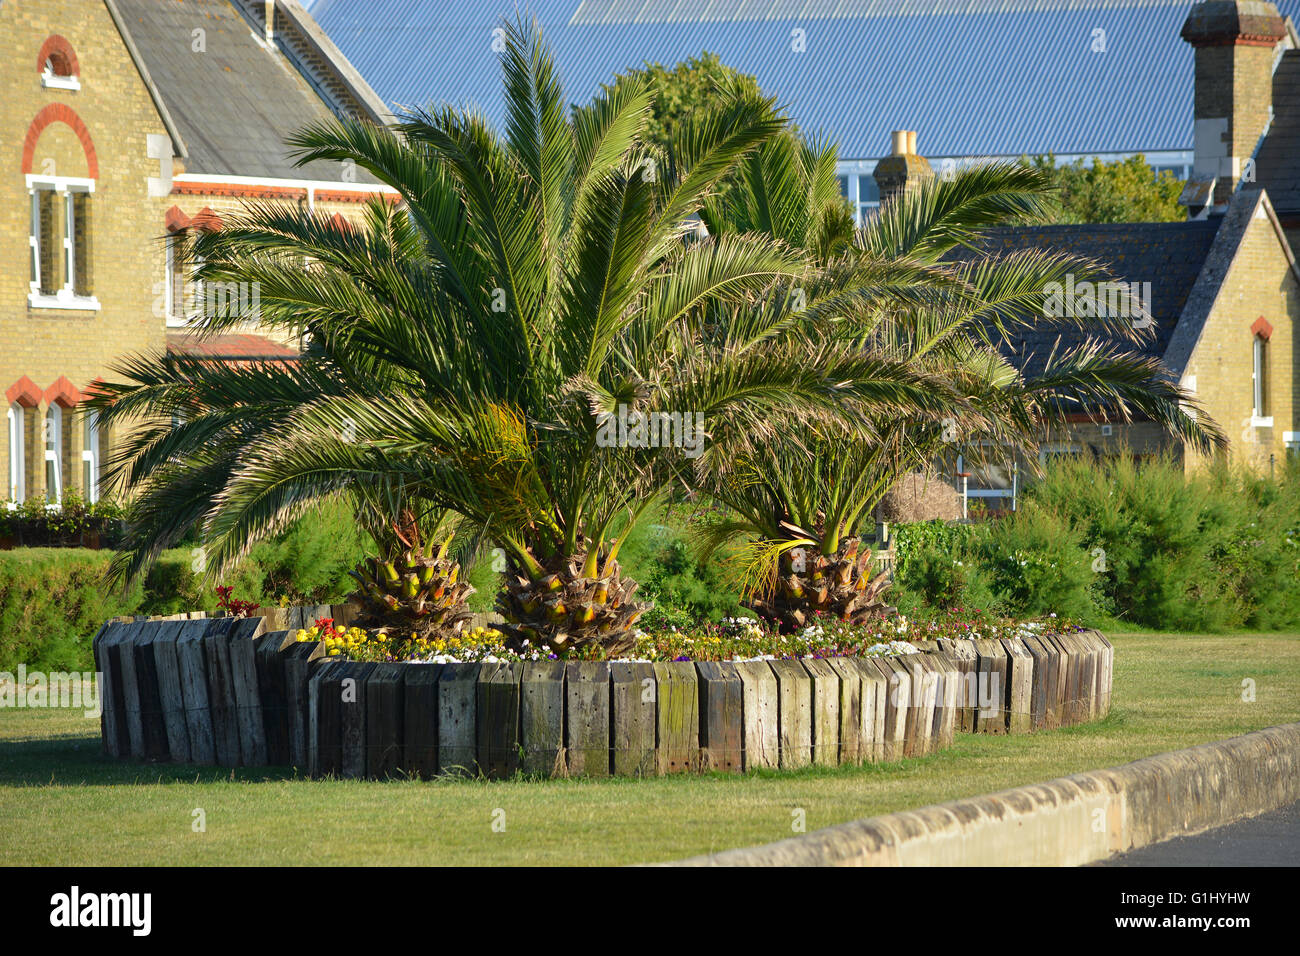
xmin=305 ymin=0 xmax=1300 ymax=161
xmin=949 ymin=220 xmax=1222 ymax=374
xmin=1254 ymin=49 xmax=1300 ymax=217
xmin=113 ymin=0 xmax=368 ymax=181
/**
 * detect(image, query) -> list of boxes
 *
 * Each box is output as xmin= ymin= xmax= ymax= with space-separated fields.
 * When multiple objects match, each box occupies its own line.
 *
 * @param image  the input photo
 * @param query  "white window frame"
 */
xmin=6 ymin=404 xmax=25 ymax=506
xmin=82 ymin=409 xmax=100 ymax=504
xmin=44 ymin=404 xmax=63 ymax=506
xmin=165 ymin=233 xmax=189 ymax=328
xmin=27 ymin=174 xmax=99 ymax=311
xmin=1038 ymin=442 xmax=1082 ymax=466
xmin=1251 ymin=334 xmax=1273 ymax=427
xmin=41 ymin=57 xmax=81 ymax=91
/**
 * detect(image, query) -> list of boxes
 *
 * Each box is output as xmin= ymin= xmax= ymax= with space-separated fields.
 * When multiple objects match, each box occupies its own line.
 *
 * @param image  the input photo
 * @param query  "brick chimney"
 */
xmin=1180 ymin=1 xmax=1287 ymax=213
xmin=873 ymin=130 xmax=934 ymax=205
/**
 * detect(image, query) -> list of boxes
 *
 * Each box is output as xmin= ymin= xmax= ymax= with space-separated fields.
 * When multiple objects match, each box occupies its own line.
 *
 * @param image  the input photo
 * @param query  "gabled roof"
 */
xmin=1164 ymin=187 xmax=1300 ymax=377
xmin=109 ymin=0 xmax=380 ymax=181
xmin=305 ymin=0 xmax=1300 ymax=161
xmin=949 ymin=218 xmax=1222 ymax=375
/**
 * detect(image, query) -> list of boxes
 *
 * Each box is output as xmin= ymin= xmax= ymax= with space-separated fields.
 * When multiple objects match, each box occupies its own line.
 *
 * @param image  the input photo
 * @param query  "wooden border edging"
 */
xmin=665 ymin=721 xmax=1300 ymax=866
xmin=93 ymin=614 xmax=1113 ymax=778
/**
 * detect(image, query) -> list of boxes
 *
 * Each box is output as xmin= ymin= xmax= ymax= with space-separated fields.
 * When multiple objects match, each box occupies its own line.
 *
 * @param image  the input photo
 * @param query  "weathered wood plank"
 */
xmin=1073 ymin=632 xmax=1098 ymax=723
xmin=999 ymin=635 xmax=1035 ymax=735
xmin=308 ymin=659 xmax=345 ymax=778
xmin=972 ymin=638 xmax=1009 ymax=735
xmin=401 ymin=663 xmax=443 ymax=778
xmin=924 ymin=650 xmax=960 ymax=751
xmin=89 ymin=621 xmax=116 ymax=756
xmin=1089 ymin=630 xmax=1114 ymax=717
xmin=133 ymin=621 xmax=171 ymax=760
xmin=365 ymin=663 xmax=407 ymax=779
xmin=801 ymin=658 xmax=841 ymax=767
xmin=653 ymin=662 xmax=699 ymax=774
xmin=898 ymin=653 xmax=936 ymax=757
xmin=520 ymin=661 xmax=565 ymax=775
xmin=339 ymin=661 xmax=377 ymax=778
xmin=936 ymin=638 xmax=979 ymax=733
xmin=864 ymin=656 xmax=909 ymax=761
xmin=152 ymin=620 xmax=190 ymax=763
xmin=437 ymin=663 xmax=481 ymax=776
xmin=228 ymin=616 xmax=268 ymax=766
xmin=331 ymin=602 xmax=362 ymax=629
xmin=1017 ymin=634 xmax=1051 ymax=731
xmin=1057 ymin=632 xmax=1084 ymax=725
xmin=176 ymin=620 xmax=216 ymax=764
xmin=566 ymin=661 xmax=610 ymax=777
xmin=116 ymin=622 xmax=149 ymax=759
xmin=850 ymin=658 xmax=888 ymax=762
xmin=477 ymin=661 xmax=521 ymax=780
xmin=284 ymin=640 xmax=325 ymax=768
xmin=826 ymin=658 xmax=863 ymax=765
xmin=253 ymin=629 xmax=293 ymax=764
xmin=695 ymin=661 xmax=743 ymax=772
xmin=732 ymin=661 xmax=779 ymax=770
xmin=768 ymin=659 xmax=812 ymax=769
xmin=609 ymin=661 xmax=655 ymax=777
xmin=98 ymin=621 xmax=133 ymax=758
xmin=202 ymin=618 xmax=242 ymax=765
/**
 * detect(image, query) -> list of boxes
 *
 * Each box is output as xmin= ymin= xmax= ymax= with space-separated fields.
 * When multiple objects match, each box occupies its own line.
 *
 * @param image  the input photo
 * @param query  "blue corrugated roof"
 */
xmin=306 ymin=0 xmax=1300 ymax=160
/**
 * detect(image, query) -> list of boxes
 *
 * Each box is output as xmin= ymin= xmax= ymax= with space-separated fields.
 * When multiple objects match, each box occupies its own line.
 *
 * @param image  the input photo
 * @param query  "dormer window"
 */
xmin=38 ymin=36 xmax=81 ymax=91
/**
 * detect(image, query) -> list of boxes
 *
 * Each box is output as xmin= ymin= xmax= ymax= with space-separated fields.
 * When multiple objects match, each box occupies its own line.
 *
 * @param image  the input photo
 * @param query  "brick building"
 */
xmin=1 ymin=0 xmax=394 ymax=506
xmin=876 ymin=0 xmax=1300 ymax=509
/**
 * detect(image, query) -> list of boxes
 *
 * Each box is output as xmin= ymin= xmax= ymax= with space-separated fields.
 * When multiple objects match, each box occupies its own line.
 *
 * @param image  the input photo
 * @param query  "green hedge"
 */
xmin=892 ymin=456 xmax=1300 ymax=631
xmin=1 ymin=498 xmax=371 ymax=672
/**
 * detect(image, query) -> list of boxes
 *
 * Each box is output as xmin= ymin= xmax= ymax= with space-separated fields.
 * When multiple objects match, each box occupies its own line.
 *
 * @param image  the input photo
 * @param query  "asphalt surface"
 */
xmin=1097 ymin=800 xmax=1300 ymax=866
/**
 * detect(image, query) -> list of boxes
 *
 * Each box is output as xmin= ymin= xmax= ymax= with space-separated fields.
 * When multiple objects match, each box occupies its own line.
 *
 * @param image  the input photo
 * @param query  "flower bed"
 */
xmin=292 ymin=607 xmax=1082 ymax=665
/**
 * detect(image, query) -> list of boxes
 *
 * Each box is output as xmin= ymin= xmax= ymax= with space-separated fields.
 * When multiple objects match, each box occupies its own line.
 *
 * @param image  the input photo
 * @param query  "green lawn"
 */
xmin=2 ymin=631 xmax=1297 ymax=866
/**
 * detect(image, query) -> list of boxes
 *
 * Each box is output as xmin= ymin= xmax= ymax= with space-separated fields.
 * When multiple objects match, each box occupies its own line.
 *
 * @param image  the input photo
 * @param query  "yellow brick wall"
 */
xmin=2 ymin=1 xmax=380 ymax=504
xmin=1183 ymin=209 xmax=1298 ymax=471
xmin=1 ymin=0 xmax=170 ymax=503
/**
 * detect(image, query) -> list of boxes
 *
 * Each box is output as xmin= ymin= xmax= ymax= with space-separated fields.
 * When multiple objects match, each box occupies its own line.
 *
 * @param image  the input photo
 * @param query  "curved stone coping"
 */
xmin=91 ymin=611 xmax=1112 ymax=777
xmin=667 ymin=721 xmax=1300 ymax=866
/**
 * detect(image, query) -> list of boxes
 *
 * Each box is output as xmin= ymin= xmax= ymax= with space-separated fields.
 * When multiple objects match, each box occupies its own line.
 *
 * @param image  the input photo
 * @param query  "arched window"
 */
xmin=81 ymin=409 xmax=100 ymax=504
xmin=44 ymin=405 xmax=62 ymax=505
xmin=37 ymin=36 xmax=80 ymax=90
xmin=1253 ymin=333 xmax=1269 ymax=422
xmin=6 ymin=404 xmax=24 ymax=505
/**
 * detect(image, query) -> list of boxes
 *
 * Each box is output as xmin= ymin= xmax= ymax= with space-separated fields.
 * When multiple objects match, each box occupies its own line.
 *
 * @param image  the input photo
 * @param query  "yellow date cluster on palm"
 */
xmin=347 ymin=540 xmax=475 ymax=641
xmin=495 ymin=545 xmax=647 ymax=657
xmin=747 ymin=538 xmax=895 ymax=633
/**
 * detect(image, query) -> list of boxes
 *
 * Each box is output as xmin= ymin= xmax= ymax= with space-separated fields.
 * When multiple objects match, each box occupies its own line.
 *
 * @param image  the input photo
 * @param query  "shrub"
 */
xmin=617 ymin=504 xmax=745 ymax=624
xmin=893 ymin=456 xmax=1300 ymax=632
xmin=0 ymin=549 xmax=140 ymax=672
xmin=0 ymin=493 xmax=125 ymax=548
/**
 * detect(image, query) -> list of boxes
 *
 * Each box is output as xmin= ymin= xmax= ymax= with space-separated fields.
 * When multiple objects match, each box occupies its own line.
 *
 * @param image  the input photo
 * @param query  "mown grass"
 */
xmin=2 ymin=631 xmax=1297 ymax=866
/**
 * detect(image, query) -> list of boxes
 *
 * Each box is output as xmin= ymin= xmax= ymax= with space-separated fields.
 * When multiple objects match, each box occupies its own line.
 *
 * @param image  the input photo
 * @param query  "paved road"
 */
xmin=1097 ymin=800 xmax=1300 ymax=866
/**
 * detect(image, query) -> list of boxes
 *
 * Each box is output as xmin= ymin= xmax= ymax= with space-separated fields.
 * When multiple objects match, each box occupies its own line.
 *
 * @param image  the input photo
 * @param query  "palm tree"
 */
xmin=90 ymin=20 xmax=957 ymax=656
xmin=700 ymin=158 xmax=1227 ymax=632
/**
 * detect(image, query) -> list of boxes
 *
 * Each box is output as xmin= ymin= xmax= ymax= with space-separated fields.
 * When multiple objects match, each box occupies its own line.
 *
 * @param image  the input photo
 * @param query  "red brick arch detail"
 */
xmin=165 ymin=205 xmax=193 ymax=233
xmin=37 ymin=34 xmax=80 ymax=77
xmin=5 ymin=376 xmax=42 ymax=409
xmin=1251 ymin=316 xmax=1274 ymax=341
xmin=43 ymin=376 xmax=83 ymax=409
xmin=21 ymin=103 xmax=98 ymax=179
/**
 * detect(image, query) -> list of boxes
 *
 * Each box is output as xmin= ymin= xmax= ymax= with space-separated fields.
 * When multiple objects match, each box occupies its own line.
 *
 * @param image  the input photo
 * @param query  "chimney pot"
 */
xmin=890 ymin=130 xmax=909 ymax=156
xmin=907 ymin=130 xmax=918 ymax=154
